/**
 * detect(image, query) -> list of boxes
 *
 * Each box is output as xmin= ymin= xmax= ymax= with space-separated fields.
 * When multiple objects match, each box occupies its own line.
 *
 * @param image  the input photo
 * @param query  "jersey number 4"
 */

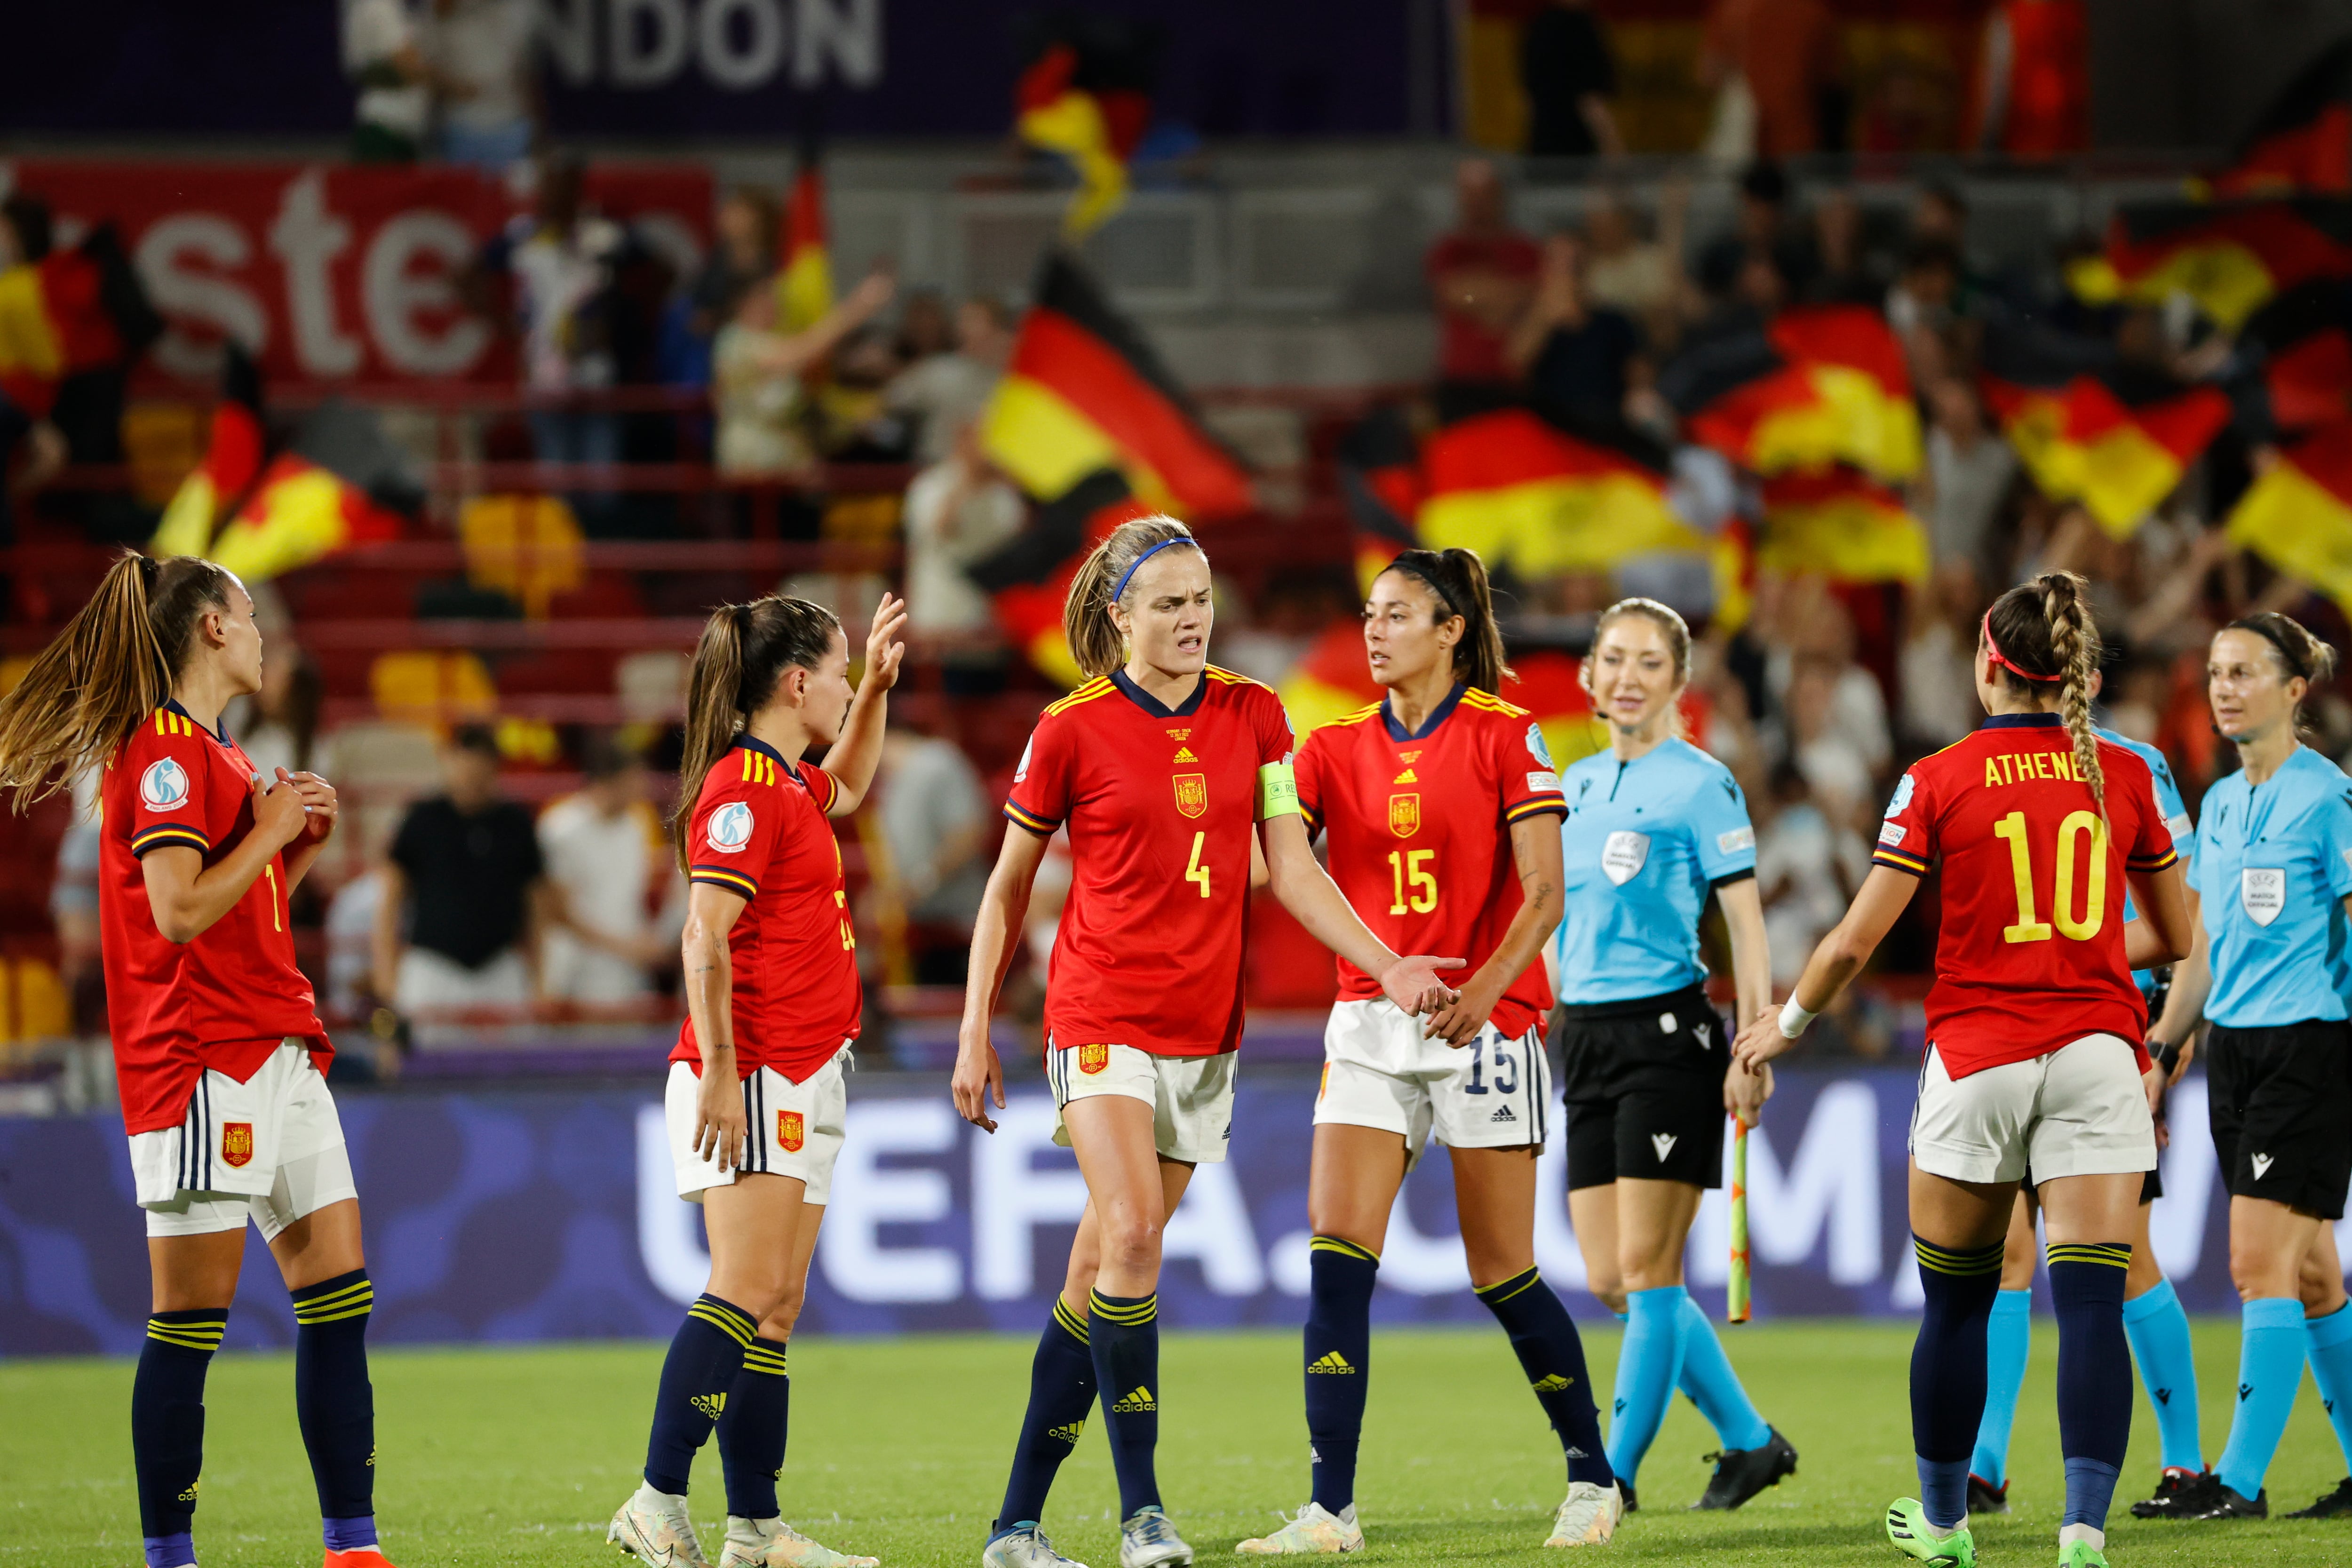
xmin=1991 ymin=809 xmax=2107 ymax=944
xmin=1186 ymin=831 xmax=1212 ymax=899
xmin=1388 ymin=849 xmax=1437 ymax=915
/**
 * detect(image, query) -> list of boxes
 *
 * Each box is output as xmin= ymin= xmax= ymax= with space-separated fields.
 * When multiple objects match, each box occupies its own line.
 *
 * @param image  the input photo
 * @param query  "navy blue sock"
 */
xmin=1911 ymin=1236 xmax=2005 ymax=1529
xmin=2048 ymin=1245 xmax=2132 ymax=1530
xmin=717 ymin=1337 xmax=791 ymax=1520
xmin=1089 ymin=1289 xmax=1161 ymax=1520
xmin=644 ymin=1294 xmax=757 ymax=1496
xmin=1303 ymin=1238 xmax=1378 ymax=1513
xmin=1477 ymin=1266 xmax=1614 ymax=1488
xmin=995 ymin=1298 xmax=1099 ymax=1533
xmin=134 ymin=1308 xmax=227 ymax=1562
xmin=291 ymin=1269 xmax=378 ymax=1545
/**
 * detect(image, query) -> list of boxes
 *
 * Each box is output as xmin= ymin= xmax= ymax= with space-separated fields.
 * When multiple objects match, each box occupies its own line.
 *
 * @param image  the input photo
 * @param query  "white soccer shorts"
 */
xmin=1315 ymin=998 xmax=1550 ymax=1169
xmin=666 ymin=1047 xmax=850 ymax=1204
xmin=1909 ymin=1033 xmax=2155 ymax=1185
xmin=130 ymin=1042 xmax=358 ymax=1241
xmin=1046 ymin=1039 xmax=1235 ymax=1164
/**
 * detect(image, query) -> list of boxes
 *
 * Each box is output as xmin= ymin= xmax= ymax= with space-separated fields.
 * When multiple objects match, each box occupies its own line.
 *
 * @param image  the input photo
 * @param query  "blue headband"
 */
xmin=1111 ymin=537 xmax=1194 ymax=602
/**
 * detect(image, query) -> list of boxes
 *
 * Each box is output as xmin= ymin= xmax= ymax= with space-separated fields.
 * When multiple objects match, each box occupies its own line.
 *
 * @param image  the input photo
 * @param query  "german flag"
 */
xmin=1416 ymin=407 xmax=1702 ymax=577
xmin=151 ymin=347 xmax=267 ymax=559
xmin=1015 ymin=16 xmax=1155 ymax=239
xmin=1334 ymin=404 xmax=1425 ymax=593
xmin=981 ymin=249 xmax=1251 ymax=519
xmin=2225 ymin=420 xmax=2352 ymax=614
xmin=777 ymin=151 xmax=834 ymax=334
xmin=2234 ymin=279 xmax=2352 ymax=438
xmin=966 ymin=467 xmax=1154 ymax=687
xmin=1756 ymin=467 xmax=1931 ymax=584
xmin=0 ymin=222 xmax=161 ymax=419
xmin=2209 ymin=37 xmax=2352 ymax=198
xmin=2087 ymin=197 xmax=2352 ymax=331
xmin=1661 ymin=304 xmax=1921 ymax=482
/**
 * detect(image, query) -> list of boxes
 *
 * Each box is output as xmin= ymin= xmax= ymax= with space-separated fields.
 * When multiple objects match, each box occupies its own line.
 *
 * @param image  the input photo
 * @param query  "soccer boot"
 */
xmin=982 ymin=1527 xmax=1088 ymax=1568
xmin=1543 ymin=1482 xmax=1623 ymax=1547
xmin=1118 ymin=1507 xmax=1193 ymax=1568
xmin=2286 ymin=1476 xmax=2352 ymax=1519
xmin=1964 ymin=1475 xmax=2008 ymax=1516
xmin=1617 ymin=1480 xmax=1637 ymax=1514
xmin=2130 ymin=1467 xmax=2217 ymax=1519
xmin=1235 ymin=1504 xmax=1363 ymax=1554
xmin=2056 ymin=1542 xmax=2107 ymax=1568
xmin=2187 ymin=1483 xmax=2267 ymax=1520
xmin=1692 ymin=1427 xmax=1798 ymax=1510
xmin=719 ymin=1518 xmax=881 ymax=1568
xmin=1884 ymin=1498 xmax=1975 ymax=1568
xmin=325 ymin=1552 xmax=403 ymax=1568
xmin=611 ymin=1484 xmax=713 ymax=1568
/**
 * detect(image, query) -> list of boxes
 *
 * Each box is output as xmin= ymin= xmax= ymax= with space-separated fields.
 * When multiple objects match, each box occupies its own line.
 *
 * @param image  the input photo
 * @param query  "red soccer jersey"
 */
xmin=673 ymin=736 xmax=861 ymax=1082
xmin=1296 ymin=685 xmax=1567 ymax=1037
xmin=100 ymin=703 xmax=328 ymax=1136
xmin=1004 ymin=666 xmax=1294 ymax=1058
xmin=1871 ymin=713 xmax=2179 ymax=1077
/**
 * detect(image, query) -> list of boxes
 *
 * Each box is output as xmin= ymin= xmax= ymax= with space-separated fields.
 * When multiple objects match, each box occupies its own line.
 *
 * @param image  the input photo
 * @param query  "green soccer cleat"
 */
xmin=2057 ymin=1541 xmax=2108 ymax=1568
xmin=1885 ymin=1498 xmax=1975 ymax=1568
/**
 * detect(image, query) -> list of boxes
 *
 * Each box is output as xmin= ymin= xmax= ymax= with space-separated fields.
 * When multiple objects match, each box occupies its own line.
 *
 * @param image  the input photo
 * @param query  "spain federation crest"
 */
xmin=1172 ymin=773 xmax=1207 ymax=819
xmin=777 ymin=1110 xmax=804 ymax=1153
xmin=220 ymin=1122 xmax=254 ymax=1168
xmin=1079 ymin=1042 xmax=1111 ymax=1075
xmin=1388 ymin=793 xmax=1421 ymax=838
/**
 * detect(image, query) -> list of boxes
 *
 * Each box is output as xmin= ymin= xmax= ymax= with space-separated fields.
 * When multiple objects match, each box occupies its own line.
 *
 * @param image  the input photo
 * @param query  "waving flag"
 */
xmin=151 ymin=347 xmax=268 ymax=559
xmin=966 ymin=468 xmax=1154 ymax=687
xmin=2226 ymin=422 xmax=2352 ymax=615
xmin=1756 ymin=468 xmax=1932 ymax=584
xmin=1417 ymin=408 xmax=1701 ymax=576
xmin=2209 ymin=37 xmax=2352 ymax=198
xmin=778 ymin=151 xmax=834 ymax=334
xmin=2234 ymin=279 xmax=2352 ymax=437
xmin=1661 ymin=305 xmax=1921 ymax=482
xmin=2083 ymin=198 xmax=2352 ymax=331
xmin=1015 ymin=16 xmax=1156 ymax=239
xmin=0 ymin=223 xmax=160 ymax=419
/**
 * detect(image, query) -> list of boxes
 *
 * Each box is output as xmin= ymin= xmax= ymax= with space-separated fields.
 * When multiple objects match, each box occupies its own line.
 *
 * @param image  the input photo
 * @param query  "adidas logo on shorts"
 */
xmin=1490 ymin=1106 xmax=1517 ymax=1122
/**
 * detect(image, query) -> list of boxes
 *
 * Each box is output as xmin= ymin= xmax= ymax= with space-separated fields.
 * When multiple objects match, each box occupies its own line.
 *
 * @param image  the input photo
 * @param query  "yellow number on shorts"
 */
xmin=1991 ymin=808 xmax=2106 ymax=943
xmin=1186 ymin=830 xmax=1211 ymax=898
xmin=1387 ymin=849 xmax=1437 ymax=915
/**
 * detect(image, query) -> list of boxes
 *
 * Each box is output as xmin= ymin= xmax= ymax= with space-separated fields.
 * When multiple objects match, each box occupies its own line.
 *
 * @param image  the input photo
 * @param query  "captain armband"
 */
xmin=1258 ymin=761 xmax=1302 ymax=820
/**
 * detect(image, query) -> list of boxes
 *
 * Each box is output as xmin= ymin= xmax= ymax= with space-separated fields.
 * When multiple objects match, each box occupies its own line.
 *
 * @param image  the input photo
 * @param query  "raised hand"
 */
xmin=863 ymin=593 xmax=909 ymax=692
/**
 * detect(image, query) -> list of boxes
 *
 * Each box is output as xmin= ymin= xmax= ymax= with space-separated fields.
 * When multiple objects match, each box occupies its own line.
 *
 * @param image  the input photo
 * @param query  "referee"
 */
xmin=2142 ymin=613 xmax=2352 ymax=1522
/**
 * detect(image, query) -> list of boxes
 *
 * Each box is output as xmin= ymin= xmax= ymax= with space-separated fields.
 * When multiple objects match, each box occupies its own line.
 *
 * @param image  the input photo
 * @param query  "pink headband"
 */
xmin=1982 ymin=610 xmax=2061 ymax=684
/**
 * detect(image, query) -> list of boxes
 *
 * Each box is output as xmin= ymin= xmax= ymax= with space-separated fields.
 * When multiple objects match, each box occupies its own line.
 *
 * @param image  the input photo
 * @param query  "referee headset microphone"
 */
xmin=671 ymin=594 xmax=843 ymax=872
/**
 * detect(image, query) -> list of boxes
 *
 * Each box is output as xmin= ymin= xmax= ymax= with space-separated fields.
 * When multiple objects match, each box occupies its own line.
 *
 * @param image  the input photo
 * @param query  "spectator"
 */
xmin=1506 ymin=232 xmax=1645 ymax=427
xmin=713 ymin=265 xmax=894 ymax=477
xmin=814 ymin=325 xmax=915 ymax=461
xmin=888 ymin=296 xmax=1012 ymax=465
xmin=373 ymin=725 xmax=549 ymax=1016
xmin=1700 ymin=0 xmax=1841 ymax=158
xmin=1693 ymin=160 xmax=1817 ymax=312
xmin=420 ymin=0 xmax=538 ymax=171
xmin=1899 ymin=560 xmax=1990 ymax=749
xmin=536 ymin=735 xmax=679 ymax=1009
xmin=1913 ymin=181 xmax=1970 ymax=248
xmin=1521 ymin=0 xmax=1623 ymax=160
xmin=900 ymin=421 xmax=1025 ymax=645
xmin=688 ymin=186 xmax=777 ymax=342
xmin=343 ymin=0 xmax=429 ymax=164
xmin=1919 ymin=374 xmax=2014 ymax=584
xmin=1972 ymin=0 xmax=2089 ymax=161
xmin=1581 ymin=187 xmax=1686 ymax=345
xmin=896 ymin=289 xmax=956 ymax=363
xmin=874 ymin=724 xmax=993 ymax=982
xmin=1754 ymin=760 xmax=1865 ymax=988
xmin=1805 ymin=188 xmax=1883 ymax=305
xmin=1425 ymin=159 xmax=1542 ymax=387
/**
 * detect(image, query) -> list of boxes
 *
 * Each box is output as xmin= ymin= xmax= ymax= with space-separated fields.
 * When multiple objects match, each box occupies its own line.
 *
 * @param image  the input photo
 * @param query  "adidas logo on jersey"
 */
xmin=1490 ymin=1105 xmax=1517 ymax=1122
xmin=1308 ymin=1352 xmax=1356 ymax=1374
xmin=1394 ymin=767 xmax=1418 ymax=783
xmin=1112 ymin=1385 xmax=1157 ymax=1412
xmin=1530 ymin=1373 xmax=1573 ymax=1392
xmin=2251 ymin=1153 xmax=2275 ymax=1179
xmin=1652 ymin=1133 xmax=1678 ymax=1162
xmin=1046 ymin=1420 xmax=1088 ymax=1444
xmin=691 ymin=1392 xmax=728 ymax=1420
xmin=1173 ymin=746 xmax=1199 ymax=763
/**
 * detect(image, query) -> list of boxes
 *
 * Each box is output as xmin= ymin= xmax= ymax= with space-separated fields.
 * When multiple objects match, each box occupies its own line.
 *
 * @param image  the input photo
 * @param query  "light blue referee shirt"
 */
xmin=1553 ymin=736 xmax=1757 ymax=1005
xmin=2188 ymin=744 xmax=2352 ymax=1027
xmin=2097 ymin=726 xmax=2194 ymax=995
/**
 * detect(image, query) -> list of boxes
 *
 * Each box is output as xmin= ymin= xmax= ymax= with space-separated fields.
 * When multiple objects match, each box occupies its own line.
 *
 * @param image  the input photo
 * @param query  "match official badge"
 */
xmin=777 ymin=1110 xmax=805 ymax=1153
xmin=1079 ymin=1042 xmax=1110 ymax=1075
xmin=1173 ymin=773 xmax=1208 ymax=818
xmin=220 ymin=1122 xmax=254 ymax=1169
xmin=1388 ymin=793 xmax=1421 ymax=838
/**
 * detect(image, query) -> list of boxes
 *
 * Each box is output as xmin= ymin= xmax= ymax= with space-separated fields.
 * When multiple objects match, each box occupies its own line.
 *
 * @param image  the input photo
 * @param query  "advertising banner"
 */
xmin=0 ymin=1066 xmax=2335 ymax=1358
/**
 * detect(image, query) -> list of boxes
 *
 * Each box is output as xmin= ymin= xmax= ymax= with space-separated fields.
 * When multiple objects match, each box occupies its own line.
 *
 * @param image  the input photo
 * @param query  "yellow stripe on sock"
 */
xmin=689 ymin=1304 xmax=756 ymax=1346
xmin=292 ymin=1283 xmax=374 ymax=1321
xmin=1475 ymin=1266 xmax=1542 ymax=1304
xmin=1052 ymin=1298 xmax=1091 ymax=1344
xmin=1309 ymin=1236 xmax=1381 ymax=1264
xmin=741 ymin=1348 xmax=790 ymax=1376
xmin=2047 ymin=1243 xmax=2133 ymax=1268
xmin=1089 ymin=1291 xmax=1158 ymax=1324
xmin=294 ymin=1302 xmax=376 ymax=1325
xmin=1915 ymin=1239 xmax=2005 ymax=1276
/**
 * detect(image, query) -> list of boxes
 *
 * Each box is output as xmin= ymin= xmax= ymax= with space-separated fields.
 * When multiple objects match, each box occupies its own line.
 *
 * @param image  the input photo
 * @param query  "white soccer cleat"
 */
xmin=610 ymin=1484 xmax=713 ymax=1568
xmin=1235 ymin=1502 xmax=1364 ymax=1554
xmin=981 ymin=1526 xmax=1089 ymax=1568
xmin=719 ymin=1518 xmax=880 ymax=1568
xmin=1543 ymin=1482 xmax=1623 ymax=1548
xmin=1118 ymin=1506 xmax=1194 ymax=1568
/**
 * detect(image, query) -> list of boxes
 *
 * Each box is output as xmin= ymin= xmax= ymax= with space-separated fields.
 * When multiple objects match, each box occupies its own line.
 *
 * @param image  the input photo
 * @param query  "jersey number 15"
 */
xmin=1991 ymin=809 xmax=2107 ymax=944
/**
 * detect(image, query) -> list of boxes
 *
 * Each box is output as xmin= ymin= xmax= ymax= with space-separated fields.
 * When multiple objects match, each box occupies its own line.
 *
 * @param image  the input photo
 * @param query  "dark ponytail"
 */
xmin=1380 ymin=547 xmax=1512 ymax=693
xmin=0 ymin=550 xmax=235 ymax=811
xmin=671 ymin=595 xmax=842 ymax=870
xmin=1985 ymin=568 xmax=2104 ymax=805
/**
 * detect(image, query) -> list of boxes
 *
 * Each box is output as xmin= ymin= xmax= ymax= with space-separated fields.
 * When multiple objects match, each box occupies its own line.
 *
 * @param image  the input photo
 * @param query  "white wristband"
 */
xmin=1777 ymin=998 xmax=1817 ymax=1040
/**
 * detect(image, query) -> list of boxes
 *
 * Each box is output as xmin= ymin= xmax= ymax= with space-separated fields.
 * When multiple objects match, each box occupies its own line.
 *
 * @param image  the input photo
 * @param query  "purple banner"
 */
xmin=0 ymin=1067 xmax=2329 ymax=1358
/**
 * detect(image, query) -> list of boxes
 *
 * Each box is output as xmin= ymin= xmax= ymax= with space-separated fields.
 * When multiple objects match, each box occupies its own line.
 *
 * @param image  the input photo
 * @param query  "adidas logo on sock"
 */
xmin=1652 ymin=1133 xmax=1678 ymax=1162
xmin=1112 ymin=1385 xmax=1157 ymax=1412
xmin=2251 ymin=1153 xmax=2275 ymax=1179
xmin=1490 ymin=1106 xmax=1517 ymax=1122
xmin=1531 ymin=1373 xmax=1573 ymax=1392
xmin=1566 ymin=1447 xmax=1589 ymax=1459
xmin=1046 ymin=1420 xmax=1088 ymax=1444
xmin=2239 ymin=1383 xmax=2254 ymax=1402
xmin=177 ymin=1480 xmax=201 ymax=1503
xmin=692 ymin=1392 xmax=728 ymax=1420
xmin=1308 ymin=1352 xmax=1356 ymax=1374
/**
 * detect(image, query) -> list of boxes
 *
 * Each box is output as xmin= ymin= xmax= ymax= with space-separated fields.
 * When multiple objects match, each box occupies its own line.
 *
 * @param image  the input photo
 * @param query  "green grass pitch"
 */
xmin=4 ymin=1320 xmax=2347 ymax=1566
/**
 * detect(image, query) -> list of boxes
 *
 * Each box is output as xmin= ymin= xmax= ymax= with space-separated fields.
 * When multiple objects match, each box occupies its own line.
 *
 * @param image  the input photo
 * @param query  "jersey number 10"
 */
xmin=1991 ymin=809 xmax=2107 ymax=944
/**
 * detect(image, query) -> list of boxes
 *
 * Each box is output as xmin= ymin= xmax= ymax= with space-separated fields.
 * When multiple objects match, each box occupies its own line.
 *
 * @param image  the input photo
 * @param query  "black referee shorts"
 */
xmin=1551 ymin=985 xmax=1730 ymax=1192
xmin=2206 ymin=1019 xmax=2352 ymax=1221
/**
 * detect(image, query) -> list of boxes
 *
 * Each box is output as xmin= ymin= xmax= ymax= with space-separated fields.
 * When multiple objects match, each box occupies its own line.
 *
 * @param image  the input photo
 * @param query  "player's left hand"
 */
xmin=862 ymin=593 xmax=908 ymax=692
xmin=1378 ymin=954 xmax=1464 ymax=1017
xmin=1422 ymin=974 xmax=1500 ymax=1044
xmin=1724 ymin=1055 xmax=1773 ymax=1124
xmin=2141 ymin=1061 xmax=2169 ymax=1123
xmin=1732 ymin=1010 xmax=1797 ymax=1071
xmin=280 ymin=768 xmax=338 ymax=842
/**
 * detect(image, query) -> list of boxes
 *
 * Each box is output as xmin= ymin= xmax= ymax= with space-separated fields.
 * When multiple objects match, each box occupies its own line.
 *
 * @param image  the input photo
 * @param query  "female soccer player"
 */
xmin=1549 ymin=596 xmax=1789 ymax=1513
xmin=608 ymin=592 xmax=904 ymax=1568
xmin=0 ymin=553 xmax=384 ymax=1568
xmin=1736 ymin=571 xmax=2193 ymax=1568
xmin=951 ymin=517 xmax=1461 ymax=1568
xmin=1233 ymin=548 xmax=1615 ymax=1554
xmin=2125 ymin=613 xmax=2352 ymax=1524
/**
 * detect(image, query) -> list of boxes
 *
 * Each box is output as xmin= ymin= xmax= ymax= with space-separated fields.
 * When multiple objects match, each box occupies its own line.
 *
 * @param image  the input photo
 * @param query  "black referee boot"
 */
xmin=2188 ymin=1483 xmax=2268 ymax=1521
xmin=1691 ymin=1427 xmax=1797 ymax=1511
xmin=2286 ymin=1477 xmax=2352 ymax=1519
xmin=2131 ymin=1467 xmax=2218 ymax=1519
xmin=1966 ymin=1474 xmax=2009 ymax=1515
